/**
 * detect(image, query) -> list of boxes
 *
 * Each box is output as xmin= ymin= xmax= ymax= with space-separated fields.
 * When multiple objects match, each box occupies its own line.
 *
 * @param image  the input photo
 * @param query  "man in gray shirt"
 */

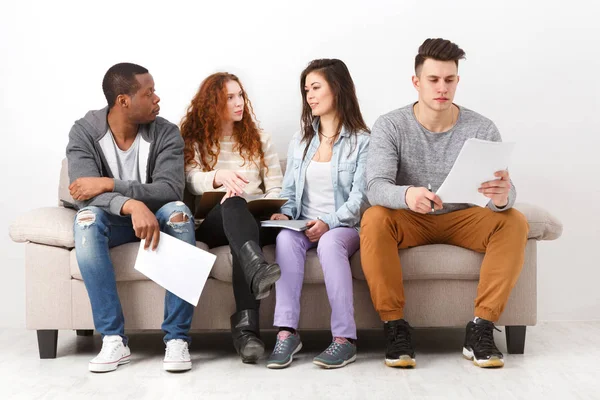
xmin=67 ymin=63 xmax=196 ymax=373
xmin=360 ymin=39 xmax=529 ymax=369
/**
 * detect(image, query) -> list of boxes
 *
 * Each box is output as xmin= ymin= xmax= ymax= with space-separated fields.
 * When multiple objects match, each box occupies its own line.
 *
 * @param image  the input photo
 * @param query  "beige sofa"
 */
xmin=9 ymin=159 xmax=563 ymax=359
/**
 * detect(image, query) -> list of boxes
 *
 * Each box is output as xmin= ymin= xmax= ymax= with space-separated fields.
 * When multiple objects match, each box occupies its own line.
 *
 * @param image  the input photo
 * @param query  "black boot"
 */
xmin=238 ymin=240 xmax=281 ymax=300
xmin=230 ymin=309 xmax=265 ymax=363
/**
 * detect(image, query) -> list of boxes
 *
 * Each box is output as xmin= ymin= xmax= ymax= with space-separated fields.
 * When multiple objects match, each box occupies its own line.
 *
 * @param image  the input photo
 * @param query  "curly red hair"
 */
xmin=180 ymin=73 xmax=266 ymax=172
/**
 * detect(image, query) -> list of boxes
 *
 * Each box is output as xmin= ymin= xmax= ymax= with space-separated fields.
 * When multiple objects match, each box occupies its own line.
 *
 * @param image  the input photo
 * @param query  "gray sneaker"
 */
xmin=313 ymin=337 xmax=357 ymax=369
xmin=266 ymin=330 xmax=302 ymax=369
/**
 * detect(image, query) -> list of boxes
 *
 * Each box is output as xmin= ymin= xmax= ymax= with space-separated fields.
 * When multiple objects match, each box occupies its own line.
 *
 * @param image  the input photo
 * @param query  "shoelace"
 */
xmin=273 ymin=331 xmax=293 ymax=354
xmin=387 ymin=324 xmax=413 ymax=354
xmin=472 ymin=323 xmax=502 ymax=355
xmin=324 ymin=338 xmax=349 ymax=356
xmin=98 ymin=340 xmax=121 ymax=359
xmin=166 ymin=340 xmax=188 ymax=359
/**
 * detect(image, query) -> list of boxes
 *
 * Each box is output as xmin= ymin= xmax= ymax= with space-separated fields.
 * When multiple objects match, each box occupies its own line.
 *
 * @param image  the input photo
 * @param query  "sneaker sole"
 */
xmin=462 ymin=347 xmax=504 ymax=368
xmin=385 ymin=355 xmax=416 ymax=368
xmin=163 ymin=361 xmax=192 ymax=372
xmin=254 ymin=263 xmax=281 ymax=300
xmin=89 ymin=355 xmax=131 ymax=373
xmin=313 ymin=353 xmax=357 ymax=369
xmin=266 ymin=342 xmax=303 ymax=369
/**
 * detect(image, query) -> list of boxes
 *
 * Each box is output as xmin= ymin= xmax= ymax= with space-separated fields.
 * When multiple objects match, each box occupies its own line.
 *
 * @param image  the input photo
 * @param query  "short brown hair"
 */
xmin=415 ymin=38 xmax=466 ymax=75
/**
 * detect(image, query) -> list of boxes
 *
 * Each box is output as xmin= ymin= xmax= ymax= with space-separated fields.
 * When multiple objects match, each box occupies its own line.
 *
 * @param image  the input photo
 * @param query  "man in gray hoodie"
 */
xmin=67 ymin=63 xmax=196 ymax=373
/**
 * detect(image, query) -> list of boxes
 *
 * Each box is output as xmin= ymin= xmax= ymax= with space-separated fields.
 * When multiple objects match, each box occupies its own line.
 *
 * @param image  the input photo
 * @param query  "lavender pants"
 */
xmin=273 ymin=227 xmax=359 ymax=339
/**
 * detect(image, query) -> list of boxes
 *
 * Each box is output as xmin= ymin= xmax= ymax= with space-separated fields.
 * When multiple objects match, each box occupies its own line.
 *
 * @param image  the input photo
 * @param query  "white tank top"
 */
xmin=300 ymin=160 xmax=336 ymax=220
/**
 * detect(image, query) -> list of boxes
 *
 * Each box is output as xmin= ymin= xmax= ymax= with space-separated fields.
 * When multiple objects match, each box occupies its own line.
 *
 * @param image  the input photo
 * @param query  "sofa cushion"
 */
xmin=264 ymin=244 xmax=484 ymax=283
xmin=208 ymin=246 xmax=234 ymax=282
xmin=350 ymin=245 xmax=485 ymax=281
xmin=70 ymin=241 xmax=211 ymax=281
xmin=513 ymin=203 xmax=562 ymax=241
xmin=9 ymin=207 xmax=77 ymax=248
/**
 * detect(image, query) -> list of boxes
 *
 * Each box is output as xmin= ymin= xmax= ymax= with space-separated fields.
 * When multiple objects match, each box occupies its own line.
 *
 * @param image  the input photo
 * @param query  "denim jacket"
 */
xmin=279 ymin=119 xmax=370 ymax=229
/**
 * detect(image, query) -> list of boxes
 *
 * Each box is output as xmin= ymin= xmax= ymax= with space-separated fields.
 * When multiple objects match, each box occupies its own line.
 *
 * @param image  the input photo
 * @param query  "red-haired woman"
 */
xmin=180 ymin=73 xmax=284 ymax=363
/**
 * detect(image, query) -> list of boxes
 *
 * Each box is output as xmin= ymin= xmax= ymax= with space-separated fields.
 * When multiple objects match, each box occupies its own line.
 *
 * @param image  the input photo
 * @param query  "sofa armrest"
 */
xmin=513 ymin=202 xmax=563 ymax=241
xmin=9 ymin=207 xmax=76 ymax=248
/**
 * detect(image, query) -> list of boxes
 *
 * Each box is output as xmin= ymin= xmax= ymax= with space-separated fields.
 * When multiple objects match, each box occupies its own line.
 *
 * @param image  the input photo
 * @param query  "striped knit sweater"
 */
xmin=185 ymin=131 xmax=283 ymax=198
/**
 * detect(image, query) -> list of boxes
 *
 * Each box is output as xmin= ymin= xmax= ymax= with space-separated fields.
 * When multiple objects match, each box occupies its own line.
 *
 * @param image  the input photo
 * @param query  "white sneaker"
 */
xmin=163 ymin=339 xmax=192 ymax=372
xmin=89 ymin=335 xmax=131 ymax=373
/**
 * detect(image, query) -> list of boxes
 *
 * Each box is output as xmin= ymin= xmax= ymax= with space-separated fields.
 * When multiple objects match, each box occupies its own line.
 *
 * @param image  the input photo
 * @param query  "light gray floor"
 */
xmin=1 ymin=322 xmax=599 ymax=400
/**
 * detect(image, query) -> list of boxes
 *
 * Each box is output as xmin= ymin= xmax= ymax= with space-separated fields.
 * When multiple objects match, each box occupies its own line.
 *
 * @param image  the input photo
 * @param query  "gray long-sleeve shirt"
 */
xmin=366 ymin=103 xmax=516 ymax=214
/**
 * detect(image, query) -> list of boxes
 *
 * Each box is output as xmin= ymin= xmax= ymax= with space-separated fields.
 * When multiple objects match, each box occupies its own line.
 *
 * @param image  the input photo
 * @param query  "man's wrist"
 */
xmin=493 ymin=197 xmax=509 ymax=208
xmin=103 ymin=178 xmax=114 ymax=193
xmin=404 ymin=186 xmax=414 ymax=208
xmin=121 ymin=199 xmax=140 ymax=215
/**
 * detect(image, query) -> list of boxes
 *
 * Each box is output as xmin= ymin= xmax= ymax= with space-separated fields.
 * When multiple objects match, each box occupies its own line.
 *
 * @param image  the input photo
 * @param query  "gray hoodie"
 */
xmin=66 ymin=107 xmax=185 ymax=215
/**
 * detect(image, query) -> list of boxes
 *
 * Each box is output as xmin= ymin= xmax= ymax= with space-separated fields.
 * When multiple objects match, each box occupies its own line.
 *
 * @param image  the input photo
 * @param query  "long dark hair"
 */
xmin=299 ymin=59 xmax=369 ymax=160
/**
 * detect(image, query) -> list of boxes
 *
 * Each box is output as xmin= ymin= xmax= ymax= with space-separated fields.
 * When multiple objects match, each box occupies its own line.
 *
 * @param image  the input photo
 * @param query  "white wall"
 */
xmin=1 ymin=0 xmax=598 ymax=328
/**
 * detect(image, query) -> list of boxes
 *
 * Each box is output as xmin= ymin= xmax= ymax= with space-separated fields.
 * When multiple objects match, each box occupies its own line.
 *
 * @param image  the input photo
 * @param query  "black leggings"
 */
xmin=195 ymin=196 xmax=277 ymax=312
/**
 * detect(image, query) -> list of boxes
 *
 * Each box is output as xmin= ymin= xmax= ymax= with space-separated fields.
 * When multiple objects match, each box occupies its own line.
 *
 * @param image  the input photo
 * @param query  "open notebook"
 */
xmin=196 ymin=191 xmax=288 ymax=219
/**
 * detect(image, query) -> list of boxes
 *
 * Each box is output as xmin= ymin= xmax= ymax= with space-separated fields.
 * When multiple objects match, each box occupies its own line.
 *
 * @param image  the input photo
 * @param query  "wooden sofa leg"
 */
xmin=37 ymin=330 xmax=58 ymax=359
xmin=76 ymin=330 xmax=93 ymax=337
xmin=505 ymin=325 xmax=526 ymax=354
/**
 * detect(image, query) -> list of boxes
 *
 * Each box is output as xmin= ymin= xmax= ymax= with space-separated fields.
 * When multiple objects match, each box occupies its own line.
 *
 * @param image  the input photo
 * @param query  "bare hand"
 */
xmin=270 ymin=213 xmax=289 ymax=220
xmin=214 ymin=170 xmax=249 ymax=196
xmin=479 ymin=170 xmax=511 ymax=208
xmin=69 ymin=177 xmax=113 ymax=201
xmin=305 ymin=219 xmax=329 ymax=242
xmin=122 ymin=200 xmax=160 ymax=251
xmin=405 ymin=187 xmax=443 ymax=214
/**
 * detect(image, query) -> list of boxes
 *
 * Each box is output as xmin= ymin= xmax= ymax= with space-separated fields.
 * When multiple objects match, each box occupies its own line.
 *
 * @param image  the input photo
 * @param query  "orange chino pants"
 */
xmin=360 ymin=206 xmax=529 ymax=322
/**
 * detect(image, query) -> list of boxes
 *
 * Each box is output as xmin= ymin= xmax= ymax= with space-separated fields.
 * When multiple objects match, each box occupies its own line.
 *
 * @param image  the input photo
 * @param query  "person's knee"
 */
xmin=74 ymin=207 xmax=107 ymax=255
xmin=74 ymin=207 xmax=104 ymax=231
xmin=221 ymin=196 xmax=246 ymax=210
xmin=161 ymin=201 xmax=194 ymax=231
xmin=361 ymin=206 xmax=396 ymax=239
xmin=502 ymin=209 xmax=530 ymax=240
xmin=276 ymin=229 xmax=305 ymax=250
xmin=362 ymin=206 xmax=390 ymax=228
xmin=317 ymin=231 xmax=347 ymax=256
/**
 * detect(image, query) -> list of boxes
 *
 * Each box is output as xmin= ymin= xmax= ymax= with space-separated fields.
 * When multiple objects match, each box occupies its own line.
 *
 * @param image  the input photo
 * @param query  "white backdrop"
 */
xmin=1 ymin=0 xmax=598 ymax=328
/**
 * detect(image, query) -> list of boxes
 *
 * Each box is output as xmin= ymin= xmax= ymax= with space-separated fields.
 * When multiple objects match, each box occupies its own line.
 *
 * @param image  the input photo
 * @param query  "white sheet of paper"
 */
xmin=134 ymin=232 xmax=216 ymax=306
xmin=436 ymin=138 xmax=515 ymax=207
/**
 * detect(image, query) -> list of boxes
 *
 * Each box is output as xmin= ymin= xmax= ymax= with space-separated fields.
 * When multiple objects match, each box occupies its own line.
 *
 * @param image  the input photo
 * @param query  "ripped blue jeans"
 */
xmin=73 ymin=201 xmax=196 ymax=345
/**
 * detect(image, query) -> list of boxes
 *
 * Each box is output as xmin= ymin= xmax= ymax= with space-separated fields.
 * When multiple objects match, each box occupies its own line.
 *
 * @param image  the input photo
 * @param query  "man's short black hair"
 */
xmin=102 ymin=63 xmax=149 ymax=108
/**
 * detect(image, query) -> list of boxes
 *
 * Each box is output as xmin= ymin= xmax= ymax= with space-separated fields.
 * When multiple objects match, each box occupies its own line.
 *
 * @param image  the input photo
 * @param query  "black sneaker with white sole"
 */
xmin=463 ymin=318 xmax=504 ymax=368
xmin=384 ymin=319 xmax=416 ymax=368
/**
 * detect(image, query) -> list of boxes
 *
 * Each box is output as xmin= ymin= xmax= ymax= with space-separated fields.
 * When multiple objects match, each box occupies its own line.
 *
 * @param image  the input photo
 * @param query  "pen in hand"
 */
xmin=428 ymin=184 xmax=435 ymax=213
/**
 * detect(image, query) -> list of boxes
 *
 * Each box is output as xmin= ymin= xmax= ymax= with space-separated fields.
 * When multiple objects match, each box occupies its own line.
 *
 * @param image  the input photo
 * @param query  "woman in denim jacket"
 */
xmin=267 ymin=59 xmax=370 ymax=369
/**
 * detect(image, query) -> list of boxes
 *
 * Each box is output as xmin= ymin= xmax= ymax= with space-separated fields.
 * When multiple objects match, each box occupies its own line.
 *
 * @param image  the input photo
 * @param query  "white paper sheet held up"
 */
xmin=134 ymin=232 xmax=216 ymax=306
xmin=436 ymin=138 xmax=515 ymax=207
